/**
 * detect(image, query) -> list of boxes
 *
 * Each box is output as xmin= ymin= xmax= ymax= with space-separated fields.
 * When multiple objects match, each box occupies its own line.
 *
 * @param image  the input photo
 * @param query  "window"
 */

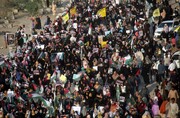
xmin=158 ymin=22 xmax=173 ymax=28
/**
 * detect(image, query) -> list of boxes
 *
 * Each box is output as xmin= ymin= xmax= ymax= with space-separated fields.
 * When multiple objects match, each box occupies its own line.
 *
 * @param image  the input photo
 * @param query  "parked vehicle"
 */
xmin=171 ymin=50 xmax=180 ymax=69
xmin=154 ymin=20 xmax=179 ymax=41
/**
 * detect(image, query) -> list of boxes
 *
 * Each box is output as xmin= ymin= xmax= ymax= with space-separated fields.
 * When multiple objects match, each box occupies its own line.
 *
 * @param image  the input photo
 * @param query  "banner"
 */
xmin=97 ymin=8 xmax=106 ymax=17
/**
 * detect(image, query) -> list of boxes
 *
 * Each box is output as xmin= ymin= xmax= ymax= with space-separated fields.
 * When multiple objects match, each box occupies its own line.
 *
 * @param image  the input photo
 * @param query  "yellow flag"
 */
xmin=174 ymin=26 xmax=180 ymax=32
xmin=85 ymin=41 xmax=89 ymax=46
xmin=59 ymin=75 xmax=67 ymax=82
xmin=153 ymin=8 xmax=160 ymax=17
xmin=97 ymin=7 xmax=106 ymax=17
xmin=62 ymin=13 xmax=69 ymax=23
xmin=101 ymin=41 xmax=108 ymax=48
xmin=47 ymin=73 xmax=51 ymax=80
xmin=70 ymin=7 xmax=77 ymax=16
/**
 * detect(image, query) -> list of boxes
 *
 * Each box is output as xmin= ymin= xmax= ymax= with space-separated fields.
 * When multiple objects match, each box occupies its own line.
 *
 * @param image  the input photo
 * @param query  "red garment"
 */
xmin=15 ymin=92 xmax=20 ymax=98
xmin=32 ymin=84 xmax=37 ymax=90
xmin=137 ymin=102 xmax=146 ymax=114
xmin=64 ymin=88 xmax=69 ymax=94
xmin=28 ymin=93 xmax=32 ymax=98
xmin=157 ymin=91 xmax=162 ymax=100
xmin=171 ymin=38 xmax=176 ymax=45
xmin=160 ymin=100 xmax=168 ymax=114
xmin=135 ymin=31 xmax=139 ymax=37
xmin=136 ymin=69 xmax=141 ymax=76
xmin=135 ymin=22 xmax=140 ymax=27
xmin=22 ymin=74 xmax=27 ymax=80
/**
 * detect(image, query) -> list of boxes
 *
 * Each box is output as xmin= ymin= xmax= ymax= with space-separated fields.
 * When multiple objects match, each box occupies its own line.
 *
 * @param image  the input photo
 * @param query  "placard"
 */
xmin=50 ymin=52 xmax=64 ymax=62
xmin=93 ymin=66 xmax=98 ymax=71
xmin=116 ymin=80 xmax=123 ymax=85
xmin=36 ymin=45 xmax=45 ymax=49
xmin=105 ymin=31 xmax=111 ymax=36
xmin=71 ymin=106 xmax=81 ymax=115
xmin=120 ymin=96 xmax=125 ymax=102
xmin=121 ymin=85 xmax=126 ymax=93
xmin=93 ymin=48 xmax=99 ymax=53
xmin=108 ymin=68 xmax=113 ymax=74
xmin=98 ymin=35 xmax=103 ymax=44
xmin=45 ymin=32 xmax=51 ymax=39
xmin=6 ymin=33 xmax=15 ymax=46
xmin=98 ymin=106 xmax=104 ymax=113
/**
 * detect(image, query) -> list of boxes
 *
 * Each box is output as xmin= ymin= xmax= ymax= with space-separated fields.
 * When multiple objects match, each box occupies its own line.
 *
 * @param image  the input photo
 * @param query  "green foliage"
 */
xmin=0 ymin=0 xmax=28 ymax=9
xmin=9 ymin=0 xmax=43 ymax=15
xmin=25 ymin=1 xmax=39 ymax=15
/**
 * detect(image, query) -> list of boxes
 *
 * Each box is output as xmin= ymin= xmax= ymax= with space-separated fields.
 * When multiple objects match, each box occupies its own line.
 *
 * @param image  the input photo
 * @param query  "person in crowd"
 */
xmin=167 ymin=98 xmax=179 ymax=118
xmin=151 ymin=97 xmax=160 ymax=117
xmin=157 ymin=61 xmax=165 ymax=84
xmin=168 ymin=86 xmax=179 ymax=103
xmin=160 ymin=98 xmax=169 ymax=115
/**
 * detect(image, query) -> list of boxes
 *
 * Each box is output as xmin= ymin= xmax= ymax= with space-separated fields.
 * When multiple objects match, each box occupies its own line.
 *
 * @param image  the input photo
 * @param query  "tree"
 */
xmin=25 ymin=1 xmax=40 ymax=15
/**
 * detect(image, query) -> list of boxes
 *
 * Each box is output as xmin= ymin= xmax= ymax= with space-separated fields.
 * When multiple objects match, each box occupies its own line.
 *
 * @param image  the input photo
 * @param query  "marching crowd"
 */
xmin=1 ymin=0 xmax=180 ymax=118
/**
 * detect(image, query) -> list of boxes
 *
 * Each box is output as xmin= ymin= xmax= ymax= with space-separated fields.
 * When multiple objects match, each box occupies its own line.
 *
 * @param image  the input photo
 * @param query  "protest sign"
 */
xmin=120 ymin=96 xmax=125 ymax=102
xmin=6 ymin=33 xmax=15 ymax=46
xmin=50 ymin=52 xmax=64 ymax=62
xmin=71 ymin=106 xmax=81 ymax=115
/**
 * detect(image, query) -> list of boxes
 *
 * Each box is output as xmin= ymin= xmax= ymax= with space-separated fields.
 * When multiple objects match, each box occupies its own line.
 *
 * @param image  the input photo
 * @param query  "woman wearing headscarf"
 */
xmin=151 ymin=97 xmax=160 ymax=117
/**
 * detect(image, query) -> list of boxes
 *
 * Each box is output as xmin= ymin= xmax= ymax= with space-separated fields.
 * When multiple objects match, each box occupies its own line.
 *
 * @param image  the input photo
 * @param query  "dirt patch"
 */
xmin=0 ymin=8 xmax=11 ymax=18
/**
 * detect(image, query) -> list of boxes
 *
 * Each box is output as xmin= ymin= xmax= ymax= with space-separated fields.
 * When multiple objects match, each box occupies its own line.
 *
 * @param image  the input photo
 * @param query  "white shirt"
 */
xmin=70 ymin=36 xmax=76 ymax=42
xmin=7 ymin=90 xmax=14 ymax=97
xmin=170 ymin=103 xmax=179 ymax=117
xmin=164 ymin=57 xmax=170 ymax=66
xmin=168 ymin=62 xmax=176 ymax=71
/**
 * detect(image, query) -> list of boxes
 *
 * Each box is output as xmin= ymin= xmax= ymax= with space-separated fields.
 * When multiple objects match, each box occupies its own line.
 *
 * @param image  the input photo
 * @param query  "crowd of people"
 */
xmin=1 ymin=0 xmax=180 ymax=118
